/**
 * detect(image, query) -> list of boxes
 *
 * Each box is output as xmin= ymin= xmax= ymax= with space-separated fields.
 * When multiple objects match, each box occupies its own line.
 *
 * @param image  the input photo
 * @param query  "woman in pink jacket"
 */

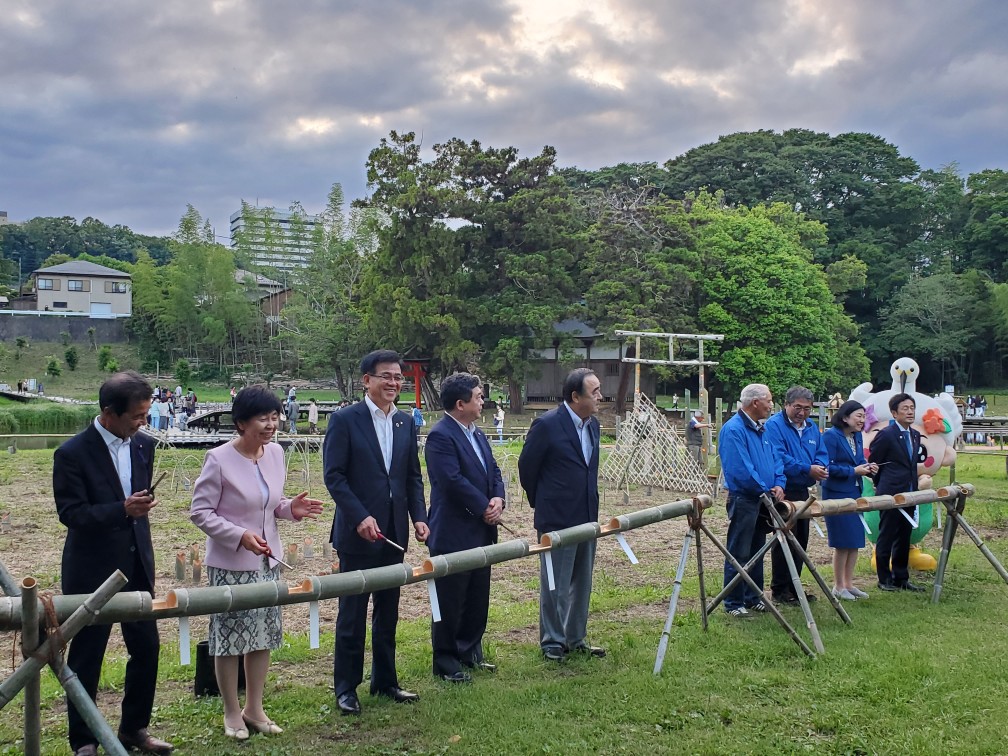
xmin=190 ymin=386 xmax=323 ymax=740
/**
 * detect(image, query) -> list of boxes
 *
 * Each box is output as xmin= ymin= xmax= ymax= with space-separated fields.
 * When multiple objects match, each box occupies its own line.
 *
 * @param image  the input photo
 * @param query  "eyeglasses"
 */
xmin=368 ymin=372 xmax=405 ymax=384
xmin=791 ymin=405 xmax=814 ymax=413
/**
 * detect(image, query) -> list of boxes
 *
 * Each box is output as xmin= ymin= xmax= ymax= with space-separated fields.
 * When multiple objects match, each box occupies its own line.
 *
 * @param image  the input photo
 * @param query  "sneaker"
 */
xmin=849 ymin=587 xmax=869 ymax=599
xmin=832 ymin=586 xmax=857 ymax=601
xmin=725 ymin=606 xmax=752 ymax=619
xmin=747 ymin=599 xmax=771 ymax=613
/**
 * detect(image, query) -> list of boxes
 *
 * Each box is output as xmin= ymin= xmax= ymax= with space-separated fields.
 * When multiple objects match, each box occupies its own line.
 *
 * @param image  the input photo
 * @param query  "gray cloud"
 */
xmin=1 ymin=0 xmax=1005 ymax=236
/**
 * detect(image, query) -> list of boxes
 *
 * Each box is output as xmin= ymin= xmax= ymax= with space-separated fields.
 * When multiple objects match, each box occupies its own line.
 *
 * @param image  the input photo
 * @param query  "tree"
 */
xmin=45 ymin=356 xmax=62 ymax=378
xmin=15 ymin=337 xmax=28 ymax=360
xmin=174 ymin=358 xmax=193 ymax=388
xmin=64 ymin=346 xmax=79 ymax=371
xmin=963 ymin=169 xmax=1008 ymax=281
xmin=879 ymin=272 xmax=992 ymax=388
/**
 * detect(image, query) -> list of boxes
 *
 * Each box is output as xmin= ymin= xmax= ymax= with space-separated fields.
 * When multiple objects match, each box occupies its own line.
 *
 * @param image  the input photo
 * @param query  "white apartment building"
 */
xmin=229 ymin=206 xmax=320 ymax=272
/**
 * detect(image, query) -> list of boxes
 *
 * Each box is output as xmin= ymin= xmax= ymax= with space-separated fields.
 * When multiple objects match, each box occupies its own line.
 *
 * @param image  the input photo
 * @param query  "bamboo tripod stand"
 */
xmin=654 ymin=494 xmax=849 ymax=672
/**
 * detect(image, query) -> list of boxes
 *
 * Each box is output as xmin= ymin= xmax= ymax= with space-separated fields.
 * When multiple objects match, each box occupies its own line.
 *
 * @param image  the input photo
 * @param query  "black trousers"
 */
xmin=876 ymin=506 xmax=914 ymax=584
xmin=770 ymin=516 xmax=811 ymax=597
xmin=66 ymin=570 xmax=159 ymax=751
xmin=430 ymin=554 xmax=490 ymax=676
xmin=333 ymin=550 xmax=403 ymax=697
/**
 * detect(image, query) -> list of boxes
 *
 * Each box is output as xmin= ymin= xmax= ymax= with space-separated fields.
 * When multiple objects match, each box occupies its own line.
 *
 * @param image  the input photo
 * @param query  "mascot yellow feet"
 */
xmin=870 ymin=545 xmax=937 ymax=572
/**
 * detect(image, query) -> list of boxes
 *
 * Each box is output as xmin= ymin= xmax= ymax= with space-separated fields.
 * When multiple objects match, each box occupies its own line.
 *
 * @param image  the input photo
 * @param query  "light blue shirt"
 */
xmin=563 ymin=402 xmax=593 ymax=465
xmin=93 ymin=416 xmax=132 ymax=498
xmin=449 ymin=414 xmax=486 ymax=470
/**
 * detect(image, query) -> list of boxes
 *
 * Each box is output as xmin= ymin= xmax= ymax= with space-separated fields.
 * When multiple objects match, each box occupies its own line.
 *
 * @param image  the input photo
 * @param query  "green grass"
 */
xmin=1 ymin=448 xmax=1007 ymax=754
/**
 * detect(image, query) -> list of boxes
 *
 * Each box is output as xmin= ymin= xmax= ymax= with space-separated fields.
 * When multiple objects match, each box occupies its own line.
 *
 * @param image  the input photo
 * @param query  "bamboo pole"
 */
xmin=692 ymin=499 xmax=709 ymax=632
xmin=931 ymin=494 xmax=964 ymax=604
xmin=20 ymin=578 xmax=40 ymax=756
xmin=696 ymin=521 xmax=815 ymax=657
xmin=0 ymin=570 xmax=127 ymax=710
xmin=0 ymin=559 xmax=20 ymax=597
xmin=654 ymin=531 xmax=694 ymax=674
xmin=941 ymin=503 xmax=1008 ymax=588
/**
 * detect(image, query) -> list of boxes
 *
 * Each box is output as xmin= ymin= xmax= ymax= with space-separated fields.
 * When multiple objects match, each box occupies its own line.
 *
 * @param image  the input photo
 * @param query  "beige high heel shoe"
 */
xmin=242 ymin=711 xmax=284 ymax=735
xmin=223 ymin=719 xmax=249 ymax=740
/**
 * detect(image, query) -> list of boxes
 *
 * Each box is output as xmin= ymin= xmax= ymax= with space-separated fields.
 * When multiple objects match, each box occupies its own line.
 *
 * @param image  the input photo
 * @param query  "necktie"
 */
xmin=904 ymin=430 xmax=913 ymax=461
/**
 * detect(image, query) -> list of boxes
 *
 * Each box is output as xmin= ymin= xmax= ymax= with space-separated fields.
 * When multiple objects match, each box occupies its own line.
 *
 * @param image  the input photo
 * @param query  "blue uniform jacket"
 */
xmin=764 ymin=411 xmax=828 ymax=492
xmin=821 ymin=426 xmax=867 ymax=500
xmin=718 ymin=410 xmax=785 ymax=497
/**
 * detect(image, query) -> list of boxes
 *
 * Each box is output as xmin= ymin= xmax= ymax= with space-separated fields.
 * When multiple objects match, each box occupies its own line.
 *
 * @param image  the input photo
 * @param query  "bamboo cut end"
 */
xmin=20 ymin=576 xmax=36 ymax=590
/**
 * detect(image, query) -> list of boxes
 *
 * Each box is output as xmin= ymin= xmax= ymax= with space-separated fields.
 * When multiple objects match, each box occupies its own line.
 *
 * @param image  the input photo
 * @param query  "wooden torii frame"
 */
xmin=614 ymin=330 xmax=724 ymax=417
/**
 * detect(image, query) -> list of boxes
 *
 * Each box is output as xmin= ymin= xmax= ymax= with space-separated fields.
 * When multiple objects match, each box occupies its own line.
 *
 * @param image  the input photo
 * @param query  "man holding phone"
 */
xmin=54 ymin=370 xmax=173 ymax=755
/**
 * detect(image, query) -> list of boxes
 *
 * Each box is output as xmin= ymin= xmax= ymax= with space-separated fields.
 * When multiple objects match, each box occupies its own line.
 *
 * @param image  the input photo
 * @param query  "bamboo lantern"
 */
xmin=303 ymin=537 xmax=314 ymax=559
xmin=174 ymin=552 xmax=186 ymax=581
xmin=192 ymin=558 xmax=202 ymax=584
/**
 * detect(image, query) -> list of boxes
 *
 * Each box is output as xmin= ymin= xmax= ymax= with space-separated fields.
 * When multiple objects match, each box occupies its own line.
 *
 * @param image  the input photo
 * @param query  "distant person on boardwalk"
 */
xmin=323 ymin=350 xmax=429 ymax=716
xmin=54 ymin=371 xmax=174 ymax=755
xmin=493 ymin=406 xmax=505 ymax=443
xmin=190 ymin=386 xmax=323 ymax=740
xmin=308 ymin=398 xmax=319 ymax=434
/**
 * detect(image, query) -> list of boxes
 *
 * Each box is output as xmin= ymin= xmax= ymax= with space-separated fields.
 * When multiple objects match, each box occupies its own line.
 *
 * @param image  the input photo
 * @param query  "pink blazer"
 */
xmin=190 ymin=442 xmax=298 ymax=571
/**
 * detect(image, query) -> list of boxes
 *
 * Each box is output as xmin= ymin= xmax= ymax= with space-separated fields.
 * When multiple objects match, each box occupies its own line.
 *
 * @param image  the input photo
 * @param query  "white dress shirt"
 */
xmin=93 ymin=416 xmax=132 ymax=498
xmin=365 ymin=394 xmax=395 ymax=472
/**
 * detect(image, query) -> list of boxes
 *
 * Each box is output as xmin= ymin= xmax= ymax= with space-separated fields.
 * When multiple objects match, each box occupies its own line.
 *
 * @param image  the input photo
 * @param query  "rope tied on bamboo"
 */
xmin=32 ymin=592 xmax=66 ymax=665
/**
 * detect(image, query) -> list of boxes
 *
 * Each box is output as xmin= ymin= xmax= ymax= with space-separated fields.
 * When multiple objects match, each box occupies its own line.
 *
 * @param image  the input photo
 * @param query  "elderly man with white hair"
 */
xmin=717 ymin=384 xmax=785 ymax=618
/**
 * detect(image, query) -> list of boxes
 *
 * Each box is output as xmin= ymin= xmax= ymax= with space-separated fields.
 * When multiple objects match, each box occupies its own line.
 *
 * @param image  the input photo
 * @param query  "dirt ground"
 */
xmin=0 ymin=445 xmax=972 ymax=656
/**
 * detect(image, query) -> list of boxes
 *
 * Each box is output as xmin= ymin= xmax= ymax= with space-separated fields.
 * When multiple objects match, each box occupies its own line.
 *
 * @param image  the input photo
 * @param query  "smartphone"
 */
xmin=147 ymin=471 xmax=168 ymax=496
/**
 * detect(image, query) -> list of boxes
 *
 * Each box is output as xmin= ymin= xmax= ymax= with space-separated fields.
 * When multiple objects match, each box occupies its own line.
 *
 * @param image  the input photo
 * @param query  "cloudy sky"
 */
xmin=3 ymin=0 xmax=1006 ymax=239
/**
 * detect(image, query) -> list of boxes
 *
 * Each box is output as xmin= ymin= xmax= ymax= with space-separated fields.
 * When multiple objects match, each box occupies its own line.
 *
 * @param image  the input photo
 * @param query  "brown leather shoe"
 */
xmin=118 ymin=728 xmax=174 ymax=754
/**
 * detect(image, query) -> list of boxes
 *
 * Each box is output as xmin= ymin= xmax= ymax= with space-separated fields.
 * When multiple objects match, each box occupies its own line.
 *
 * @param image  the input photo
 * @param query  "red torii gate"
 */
xmin=403 ymin=359 xmax=428 ymax=409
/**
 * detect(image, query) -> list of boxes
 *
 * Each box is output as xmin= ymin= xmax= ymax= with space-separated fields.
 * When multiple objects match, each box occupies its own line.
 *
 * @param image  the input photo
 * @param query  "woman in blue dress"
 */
xmin=822 ymin=400 xmax=878 ymax=600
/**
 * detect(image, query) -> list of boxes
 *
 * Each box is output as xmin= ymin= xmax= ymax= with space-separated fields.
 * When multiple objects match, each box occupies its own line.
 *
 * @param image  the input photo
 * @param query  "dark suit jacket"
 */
xmin=323 ymin=400 xmax=427 ymax=555
xmin=54 ymin=423 xmax=156 ymax=594
xmin=518 ymin=405 xmax=600 ymax=533
xmin=425 ymin=414 xmax=505 ymax=554
xmin=869 ymin=422 xmax=922 ymax=495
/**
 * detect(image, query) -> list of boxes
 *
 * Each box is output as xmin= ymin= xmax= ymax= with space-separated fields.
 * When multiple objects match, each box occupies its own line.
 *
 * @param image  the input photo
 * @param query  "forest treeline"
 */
xmin=2 ymin=128 xmax=1006 ymax=406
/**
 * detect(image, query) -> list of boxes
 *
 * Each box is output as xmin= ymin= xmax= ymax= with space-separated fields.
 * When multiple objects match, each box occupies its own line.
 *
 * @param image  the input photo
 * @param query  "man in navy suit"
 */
xmin=323 ymin=350 xmax=430 ymax=715
xmin=54 ymin=371 xmax=173 ymax=756
xmin=518 ymin=368 xmax=605 ymax=662
xmin=425 ymin=373 xmax=505 ymax=682
xmin=869 ymin=392 xmax=926 ymax=592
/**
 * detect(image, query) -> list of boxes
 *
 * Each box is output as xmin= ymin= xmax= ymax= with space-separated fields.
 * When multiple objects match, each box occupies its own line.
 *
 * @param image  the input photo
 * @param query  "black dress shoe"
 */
xmin=472 ymin=661 xmax=497 ymax=673
xmin=337 ymin=691 xmax=361 ymax=715
xmin=773 ymin=592 xmax=799 ymax=605
xmin=572 ymin=645 xmax=606 ymax=658
xmin=542 ymin=648 xmax=566 ymax=662
xmin=73 ymin=746 xmax=98 ymax=756
xmin=878 ymin=581 xmax=898 ymax=592
xmin=117 ymin=729 xmax=174 ymax=754
xmin=375 ymin=686 xmax=420 ymax=703
xmin=438 ymin=671 xmax=471 ymax=683
xmin=897 ymin=581 xmax=926 ymax=593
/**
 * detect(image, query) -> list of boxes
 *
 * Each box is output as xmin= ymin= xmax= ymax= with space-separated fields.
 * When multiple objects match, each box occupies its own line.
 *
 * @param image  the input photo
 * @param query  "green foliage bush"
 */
xmin=45 ymin=357 xmax=62 ymax=378
xmin=64 ymin=346 xmax=79 ymax=371
xmin=3 ymin=404 xmax=92 ymax=433
xmin=105 ymin=358 xmax=119 ymax=373
xmin=174 ymin=359 xmax=193 ymax=388
xmin=0 ymin=411 xmax=20 ymax=434
xmin=97 ymin=345 xmax=113 ymax=371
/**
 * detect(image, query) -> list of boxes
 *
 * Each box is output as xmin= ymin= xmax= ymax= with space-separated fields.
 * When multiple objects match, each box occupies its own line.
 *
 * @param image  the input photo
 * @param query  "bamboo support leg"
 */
xmin=773 ymin=529 xmax=825 ymax=654
xmin=653 ymin=532 xmax=693 ymax=675
xmin=695 ymin=528 xmax=708 ymax=631
xmin=931 ymin=497 xmax=963 ymax=604
xmin=946 ymin=509 xmax=1008 ymax=587
xmin=706 ymin=537 xmax=776 ymax=613
xmin=763 ymin=503 xmax=852 ymax=626
xmin=698 ymin=522 xmax=815 ymax=657
xmin=20 ymin=578 xmax=40 ymax=756
xmin=0 ymin=559 xmax=20 ymax=598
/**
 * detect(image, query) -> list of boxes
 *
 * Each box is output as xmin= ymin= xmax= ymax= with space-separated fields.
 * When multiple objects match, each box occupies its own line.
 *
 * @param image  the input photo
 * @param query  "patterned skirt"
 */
xmin=207 ymin=561 xmax=283 ymax=656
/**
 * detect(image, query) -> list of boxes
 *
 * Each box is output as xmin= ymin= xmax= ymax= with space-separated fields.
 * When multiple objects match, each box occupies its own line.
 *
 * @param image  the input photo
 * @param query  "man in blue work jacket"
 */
xmin=764 ymin=386 xmax=829 ymax=604
xmin=718 ymin=383 xmax=786 ymax=618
